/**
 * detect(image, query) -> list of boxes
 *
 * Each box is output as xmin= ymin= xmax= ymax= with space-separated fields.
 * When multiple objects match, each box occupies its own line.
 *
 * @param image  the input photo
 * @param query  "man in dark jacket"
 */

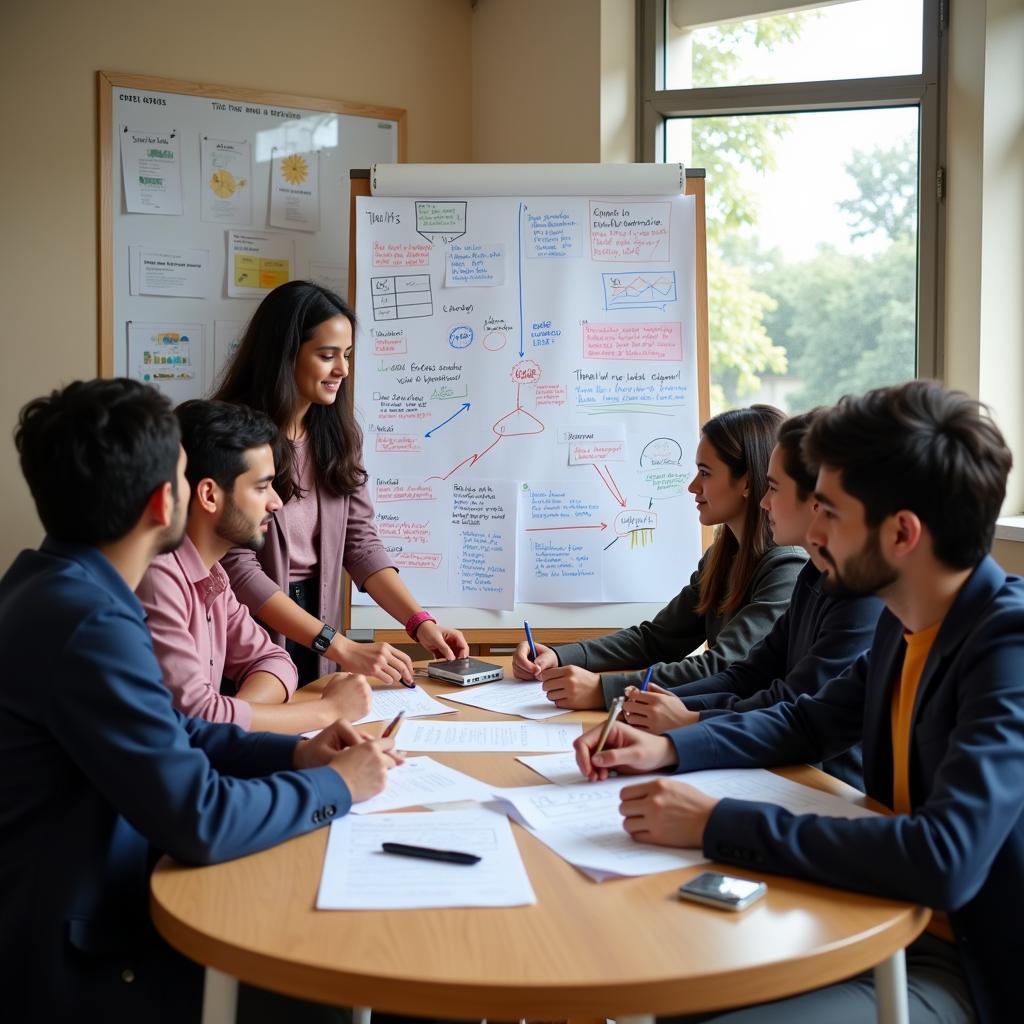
xmin=576 ymin=381 xmax=1019 ymax=1022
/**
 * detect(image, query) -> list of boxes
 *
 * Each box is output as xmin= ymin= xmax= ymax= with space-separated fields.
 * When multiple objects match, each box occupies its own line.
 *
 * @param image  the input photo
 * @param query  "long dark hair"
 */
xmin=212 ymin=281 xmax=367 ymax=501
xmin=695 ymin=404 xmax=783 ymax=617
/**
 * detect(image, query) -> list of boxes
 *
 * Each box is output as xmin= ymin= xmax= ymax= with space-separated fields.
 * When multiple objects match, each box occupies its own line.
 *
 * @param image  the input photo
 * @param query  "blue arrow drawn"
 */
xmin=425 ymin=402 xmax=471 ymax=438
xmin=518 ymin=202 xmax=526 ymax=357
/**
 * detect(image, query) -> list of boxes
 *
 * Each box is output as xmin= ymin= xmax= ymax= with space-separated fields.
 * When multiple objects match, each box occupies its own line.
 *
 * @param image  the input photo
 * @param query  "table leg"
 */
xmin=202 ymin=967 xmax=238 ymax=1024
xmin=874 ymin=948 xmax=909 ymax=1024
xmin=353 ymin=1009 xmax=372 ymax=1024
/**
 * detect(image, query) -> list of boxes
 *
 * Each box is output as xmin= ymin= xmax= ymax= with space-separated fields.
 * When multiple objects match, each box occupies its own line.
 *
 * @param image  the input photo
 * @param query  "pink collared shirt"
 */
xmin=136 ymin=535 xmax=298 ymax=728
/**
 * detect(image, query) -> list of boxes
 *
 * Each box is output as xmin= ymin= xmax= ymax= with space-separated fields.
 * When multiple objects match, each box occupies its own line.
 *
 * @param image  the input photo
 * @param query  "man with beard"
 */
xmin=137 ymin=399 xmax=371 ymax=732
xmin=574 ymin=380 xmax=1022 ymax=1022
xmin=0 ymin=379 xmax=400 ymax=1022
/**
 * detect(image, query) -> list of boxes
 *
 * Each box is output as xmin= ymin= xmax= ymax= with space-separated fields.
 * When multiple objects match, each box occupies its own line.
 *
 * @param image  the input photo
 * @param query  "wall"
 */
xmin=0 ymin=0 xmax=473 ymax=567
xmin=944 ymin=0 xmax=1024 ymax=519
xmin=470 ymin=0 xmax=602 ymax=162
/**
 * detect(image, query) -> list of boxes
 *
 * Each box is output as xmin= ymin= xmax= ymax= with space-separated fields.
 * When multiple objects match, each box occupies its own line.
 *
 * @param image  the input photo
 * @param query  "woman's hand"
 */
xmin=415 ymin=620 xmax=469 ymax=661
xmin=540 ymin=665 xmax=605 ymax=710
xmin=328 ymin=635 xmax=414 ymax=686
xmin=622 ymin=682 xmax=701 ymax=733
xmin=512 ymin=641 xmax=558 ymax=679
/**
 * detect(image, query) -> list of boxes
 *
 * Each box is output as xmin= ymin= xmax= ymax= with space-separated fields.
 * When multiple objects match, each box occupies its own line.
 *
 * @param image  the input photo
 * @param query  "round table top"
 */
xmin=151 ymin=660 xmax=928 ymax=1019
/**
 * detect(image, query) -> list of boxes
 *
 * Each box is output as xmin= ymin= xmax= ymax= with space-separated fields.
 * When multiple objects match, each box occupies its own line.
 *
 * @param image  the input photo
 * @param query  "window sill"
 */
xmin=995 ymin=516 xmax=1024 ymax=543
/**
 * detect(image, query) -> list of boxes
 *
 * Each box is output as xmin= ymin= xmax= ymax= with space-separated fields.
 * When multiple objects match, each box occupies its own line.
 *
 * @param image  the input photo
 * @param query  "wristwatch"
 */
xmin=311 ymin=623 xmax=337 ymax=654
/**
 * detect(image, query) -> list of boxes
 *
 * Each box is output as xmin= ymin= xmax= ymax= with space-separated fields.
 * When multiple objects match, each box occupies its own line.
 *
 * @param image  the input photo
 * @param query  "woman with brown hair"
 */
xmin=215 ymin=281 xmax=467 ymax=686
xmin=513 ymin=405 xmax=806 ymax=709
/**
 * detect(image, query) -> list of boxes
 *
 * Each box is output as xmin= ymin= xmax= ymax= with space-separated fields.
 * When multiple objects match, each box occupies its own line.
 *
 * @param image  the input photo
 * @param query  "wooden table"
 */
xmin=151 ymin=659 xmax=927 ymax=1024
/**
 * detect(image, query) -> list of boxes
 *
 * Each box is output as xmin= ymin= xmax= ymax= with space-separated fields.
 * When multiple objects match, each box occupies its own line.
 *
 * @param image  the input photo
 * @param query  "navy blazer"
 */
xmin=667 ymin=556 xmax=1024 ymax=1023
xmin=667 ymin=561 xmax=883 ymax=786
xmin=0 ymin=540 xmax=351 ymax=1022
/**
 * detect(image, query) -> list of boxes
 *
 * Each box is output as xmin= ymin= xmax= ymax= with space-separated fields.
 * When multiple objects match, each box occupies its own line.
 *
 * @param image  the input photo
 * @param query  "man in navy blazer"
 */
xmin=575 ymin=381 xmax=1021 ymax=1022
xmin=0 ymin=379 xmax=400 ymax=1022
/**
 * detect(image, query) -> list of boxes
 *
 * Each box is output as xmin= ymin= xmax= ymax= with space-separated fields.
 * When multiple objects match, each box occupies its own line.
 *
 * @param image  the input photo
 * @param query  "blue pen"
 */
xmin=640 ymin=666 xmax=654 ymax=692
xmin=524 ymin=620 xmax=538 ymax=661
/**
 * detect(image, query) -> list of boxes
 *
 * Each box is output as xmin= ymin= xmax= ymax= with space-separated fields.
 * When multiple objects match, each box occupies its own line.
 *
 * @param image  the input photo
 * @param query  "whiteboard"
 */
xmin=99 ymin=72 xmax=401 ymax=390
xmin=350 ymin=167 xmax=708 ymax=632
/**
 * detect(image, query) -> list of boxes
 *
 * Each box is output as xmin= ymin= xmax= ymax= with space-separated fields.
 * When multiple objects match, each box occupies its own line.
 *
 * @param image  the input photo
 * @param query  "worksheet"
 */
xmin=350 ymin=757 xmax=496 ymax=814
xmin=396 ymin=719 xmax=582 ymax=752
xmin=317 ymin=807 xmax=536 ymax=909
xmin=517 ymin=751 xmax=587 ymax=785
xmin=438 ymin=680 xmax=570 ymax=720
xmin=493 ymin=768 xmax=880 ymax=878
xmin=354 ymin=686 xmax=457 ymax=725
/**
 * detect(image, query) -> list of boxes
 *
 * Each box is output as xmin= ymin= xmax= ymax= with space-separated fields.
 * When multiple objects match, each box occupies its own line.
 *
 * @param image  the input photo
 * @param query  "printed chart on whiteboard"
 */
xmin=353 ymin=194 xmax=700 ymax=610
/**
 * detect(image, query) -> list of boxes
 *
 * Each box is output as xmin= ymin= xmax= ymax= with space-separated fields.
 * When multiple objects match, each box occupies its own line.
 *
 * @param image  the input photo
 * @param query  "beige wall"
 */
xmin=471 ymin=0 xmax=602 ymax=162
xmin=0 ymin=0 xmax=473 ymax=566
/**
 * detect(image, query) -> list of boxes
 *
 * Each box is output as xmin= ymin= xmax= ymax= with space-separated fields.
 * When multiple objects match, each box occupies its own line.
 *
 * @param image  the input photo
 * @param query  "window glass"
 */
xmin=665 ymin=0 xmax=924 ymax=91
xmin=666 ymin=106 xmax=919 ymax=412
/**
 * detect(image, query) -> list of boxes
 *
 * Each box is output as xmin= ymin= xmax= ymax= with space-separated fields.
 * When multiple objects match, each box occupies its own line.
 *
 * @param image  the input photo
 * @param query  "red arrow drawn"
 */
xmin=426 ymin=435 xmax=504 ymax=482
xmin=526 ymin=522 xmax=608 ymax=532
xmin=593 ymin=464 xmax=627 ymax=507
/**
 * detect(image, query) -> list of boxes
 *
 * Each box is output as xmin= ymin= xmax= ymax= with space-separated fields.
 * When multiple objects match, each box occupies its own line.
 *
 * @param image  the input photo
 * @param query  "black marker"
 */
xmin=381 ymin=842 xmax=480 ymax=865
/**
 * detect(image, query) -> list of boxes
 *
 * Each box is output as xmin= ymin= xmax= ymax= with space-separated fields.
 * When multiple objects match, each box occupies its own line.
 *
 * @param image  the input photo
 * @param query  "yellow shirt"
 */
xmin=890 ymin=620 xmax=953 ymax=942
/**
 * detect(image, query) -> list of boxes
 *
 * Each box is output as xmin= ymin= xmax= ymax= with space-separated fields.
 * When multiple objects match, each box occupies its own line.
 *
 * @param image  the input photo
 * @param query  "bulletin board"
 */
xmin=97 ymin=71 xmax=404 ymax=389
xmin=346 ymin=166 xmax=710 ymax=648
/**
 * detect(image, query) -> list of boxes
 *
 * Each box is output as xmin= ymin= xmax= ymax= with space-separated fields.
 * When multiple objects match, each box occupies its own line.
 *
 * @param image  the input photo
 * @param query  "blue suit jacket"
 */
xmin=667 ymin=556 xmax=1024 ymax=1023
xmin=667 ymin=560 xmax=883 ymax=786
xmin=0 ymin=540 xmax=351 ymax=1022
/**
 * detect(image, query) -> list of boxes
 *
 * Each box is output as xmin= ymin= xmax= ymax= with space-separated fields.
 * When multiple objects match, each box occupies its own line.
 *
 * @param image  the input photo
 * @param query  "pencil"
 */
xmin=593 ymin=696 xmax=626 ymax=755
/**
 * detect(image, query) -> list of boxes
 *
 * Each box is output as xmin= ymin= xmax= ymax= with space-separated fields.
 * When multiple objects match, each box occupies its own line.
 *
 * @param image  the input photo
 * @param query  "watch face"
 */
xmin=313 ymin=625 xmax=335 ymax=652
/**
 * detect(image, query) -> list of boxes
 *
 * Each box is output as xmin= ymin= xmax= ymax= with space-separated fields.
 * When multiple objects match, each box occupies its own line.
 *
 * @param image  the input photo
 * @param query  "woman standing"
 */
xmin=513 ymin=405 xmax=806 ymax=708
xmin=216 ymin=281 xmax=467 ymax=686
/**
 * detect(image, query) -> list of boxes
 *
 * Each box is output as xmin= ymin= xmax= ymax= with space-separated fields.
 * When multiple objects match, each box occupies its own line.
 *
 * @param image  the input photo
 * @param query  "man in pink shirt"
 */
xmin=137 ymin=400 xmax=370 ymax=732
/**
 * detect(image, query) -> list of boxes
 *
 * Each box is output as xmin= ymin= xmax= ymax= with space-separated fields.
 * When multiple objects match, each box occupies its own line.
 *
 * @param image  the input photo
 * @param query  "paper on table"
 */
xmin=493 ymin=767 xmax=880 ymax=879
xmin=350 ymin=756 xmax=496 ymax=814
xmin=396 ymin=719 xmax=582 ymax=752
xmin=517 ymin=751 xmax=586 ymax=785
xmin=317 ymin=807 xmax=536 ymax=909
xmin=354 ymin=687 xmax=457 ymax=725
xmin=495 ymin=776 xmax=700 ymax=878
xmin=439 ymin=680 xmax=569 ymax=720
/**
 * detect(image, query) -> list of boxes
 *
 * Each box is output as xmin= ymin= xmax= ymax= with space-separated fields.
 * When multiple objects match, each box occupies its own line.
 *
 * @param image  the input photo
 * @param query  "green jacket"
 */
xmin=552 ymin=545 xmax=807 ymax=708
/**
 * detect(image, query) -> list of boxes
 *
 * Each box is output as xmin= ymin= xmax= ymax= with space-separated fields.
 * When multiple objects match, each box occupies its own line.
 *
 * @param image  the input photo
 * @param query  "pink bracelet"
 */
xmin=405 ymin=610 xmax=436 ymax=641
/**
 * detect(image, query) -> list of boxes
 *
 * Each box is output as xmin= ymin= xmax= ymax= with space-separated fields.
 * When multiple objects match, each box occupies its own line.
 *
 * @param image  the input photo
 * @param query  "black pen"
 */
xmin=381 ymin=842 xmax=481 ymax=865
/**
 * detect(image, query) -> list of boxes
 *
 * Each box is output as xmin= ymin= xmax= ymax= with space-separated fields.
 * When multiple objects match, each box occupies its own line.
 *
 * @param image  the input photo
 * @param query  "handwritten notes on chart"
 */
xmin=354 ymin=193 xmax=701 ymax=608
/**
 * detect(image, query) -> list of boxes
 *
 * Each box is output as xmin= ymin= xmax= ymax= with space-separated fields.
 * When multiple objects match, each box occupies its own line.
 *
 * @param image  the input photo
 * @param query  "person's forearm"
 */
xmin=246 ymin=695 xmax=337 ymax=734
xmin=256 ymin=590 xmax=326 ymax=647
xmin=362 ymin=566 xmax=421 ymax=624
xmin=236 ymin=670 xmax=291 ymax=704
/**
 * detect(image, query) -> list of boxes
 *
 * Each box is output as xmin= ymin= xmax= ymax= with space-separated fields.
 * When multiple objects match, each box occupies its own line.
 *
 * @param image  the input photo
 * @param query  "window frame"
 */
xmin=635 ymin=0 xmax=947 ymax=380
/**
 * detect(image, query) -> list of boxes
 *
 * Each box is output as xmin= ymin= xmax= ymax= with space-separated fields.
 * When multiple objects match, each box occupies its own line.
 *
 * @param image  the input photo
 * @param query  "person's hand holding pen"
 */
xmin=512 ymin=640 xmax=558 ymax=679
xmin=622 ymin=680 xmax=701 ymax=733
xmin=294 ymin=719 xmax=404 ymax=802
xmin=574 ymin=715 xmax=678 ymax=782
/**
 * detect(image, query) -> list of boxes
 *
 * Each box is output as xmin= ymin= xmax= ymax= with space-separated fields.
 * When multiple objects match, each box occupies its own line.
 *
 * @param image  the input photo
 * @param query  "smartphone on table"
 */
xmin=677 ymin=871 xmax=767 ymax=911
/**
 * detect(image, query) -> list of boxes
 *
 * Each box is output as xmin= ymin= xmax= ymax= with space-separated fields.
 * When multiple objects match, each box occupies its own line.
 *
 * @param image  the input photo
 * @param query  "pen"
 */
xmin=381 ymin=842 xmax=481 ymax=865
xmin=594 ymin=695 xmax=626 ymax=755
xmin=381 ymin=709 xmax=405 ymax=739
xmin=524 ymin=620 xmax=537 ymax=661
xmin=639 ymin=666 xmax=654 ymax=692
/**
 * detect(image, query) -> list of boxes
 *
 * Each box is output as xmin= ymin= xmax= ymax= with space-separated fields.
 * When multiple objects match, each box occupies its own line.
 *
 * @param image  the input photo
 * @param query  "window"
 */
xmin=639 ymin=0 xmax=944 ymax=412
